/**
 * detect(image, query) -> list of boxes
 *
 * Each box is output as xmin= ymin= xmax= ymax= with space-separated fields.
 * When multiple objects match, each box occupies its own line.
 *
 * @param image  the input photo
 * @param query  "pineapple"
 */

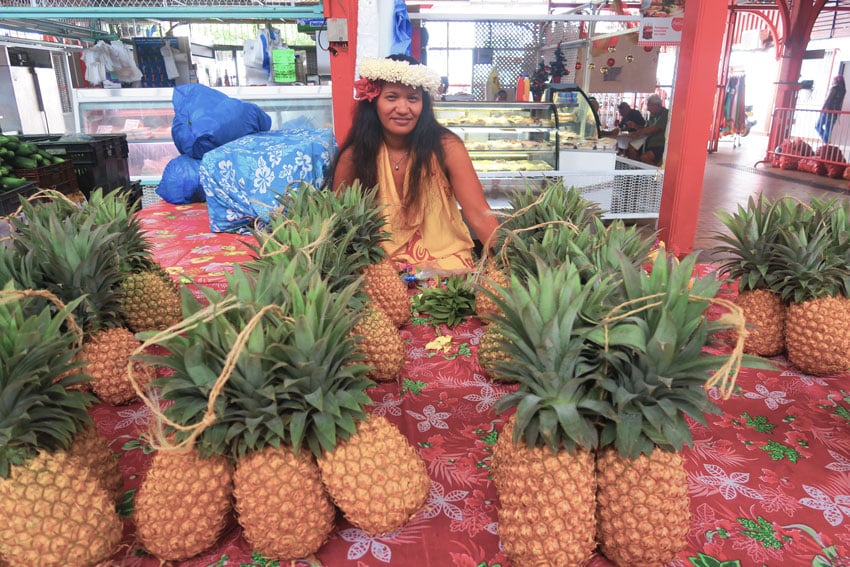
xmin=485 ymin=261 xmax=608 ymax=566
xmin=351 ymin=306 xmax=405 ymax=382
xmin=476 ymin=325 xmax=513 ymax=382
xmin=67 ymin=423 xmax=124 ymax=503
xmin=596 ymin=448 xmax=689 ymax=565
xmin=714 ymin=195 xmax=788 ymax=356
xmin=79 ymin=326 xmax=156 ymax=405
xmin=142 ymin=260 xmax=375 ymax=561
xmin=363 ymin=259 xmax=410 ymax=327
xmin=134 ymin=446 xmax=233 ymax=561
xmin=120 ymin=270 xmax=182 ymax=333
xmin=498 ymin=179 xmax=599 ymax=250
xmin=772 ymin=200 xmax=850 ymax=375
xmin=234 ymin=445 xmax=335 ymax=559
xmin=474 ymin=259 xmax=509 ymax=320
xmin=83 ymin=188 xmax=182 ymax=333
xmin=250 ymin=182 xmax=409 ymax=381
xmin=317 ymin=414 xmax=430 ymax=535
xmin=0 ymin=289 xmax=123 ymax=565
xmin=593 ymin=252 xmax=740 ymax=566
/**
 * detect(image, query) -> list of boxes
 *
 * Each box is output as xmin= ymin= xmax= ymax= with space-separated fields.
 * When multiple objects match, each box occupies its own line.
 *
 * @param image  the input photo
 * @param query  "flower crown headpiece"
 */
xmin=354 ymin=57 xmax=442 ymax=101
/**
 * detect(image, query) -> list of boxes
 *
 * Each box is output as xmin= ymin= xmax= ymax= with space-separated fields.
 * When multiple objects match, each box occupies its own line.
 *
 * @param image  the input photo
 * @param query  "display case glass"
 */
xmin=72 ymin=85 xmax=333 ymax=181
xmin=433 ymin=102 xmax=558 ymax=174
xmin=548 ymin=83 xmax=602 ymax=149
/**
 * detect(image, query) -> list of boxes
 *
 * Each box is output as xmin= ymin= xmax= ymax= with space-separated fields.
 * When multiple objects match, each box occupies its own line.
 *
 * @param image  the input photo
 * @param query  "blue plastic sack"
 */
xmin=200 ymin=129 xmax=337 ymax=233
xmin=392 ymin=0 xmax=412 ymax=55
xmin=171 ymin=84 xmax=272 ymax=160
xmin=156 ymin=154 xmax=206 ymax=204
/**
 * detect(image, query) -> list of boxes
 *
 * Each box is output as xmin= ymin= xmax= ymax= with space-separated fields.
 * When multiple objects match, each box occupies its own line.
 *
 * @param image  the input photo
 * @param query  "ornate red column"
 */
xmin=325 ymin=0 xmax=359 ymax=144
xmin=657 ymin=0 xmax=728 ymax=255
xmin=766 ymin=0 xmax=828 ymax=157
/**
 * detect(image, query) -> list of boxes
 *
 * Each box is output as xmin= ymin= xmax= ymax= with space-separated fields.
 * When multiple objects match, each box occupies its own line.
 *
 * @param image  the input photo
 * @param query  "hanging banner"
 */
xmin=638 ymin=0 xmax=685 ymax=46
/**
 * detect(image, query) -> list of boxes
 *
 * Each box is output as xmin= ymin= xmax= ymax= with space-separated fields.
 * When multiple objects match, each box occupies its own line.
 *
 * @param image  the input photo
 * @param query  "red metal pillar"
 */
xmin=325 ymin=0 xmax=359 ymax=144
xmin=708 ymin=8 xmax=737 ymax=154
xmin=766 ymin=0 xmax=828 ymax=160
xmin=657 ymin=0 xmax=728 ymax=256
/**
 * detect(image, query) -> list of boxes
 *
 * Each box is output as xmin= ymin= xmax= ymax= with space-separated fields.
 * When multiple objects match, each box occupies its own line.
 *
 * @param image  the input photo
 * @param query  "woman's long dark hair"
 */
xmin=329 ymin=54 xmax=456 ymax=222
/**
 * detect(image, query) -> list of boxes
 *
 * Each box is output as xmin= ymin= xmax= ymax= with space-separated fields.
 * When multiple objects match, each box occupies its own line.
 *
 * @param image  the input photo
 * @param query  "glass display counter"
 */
xmin=72 ymin=85 xmax=333 ymax=181
xmin=548 ymin=83 xmax=616 ymax=174
xmin=434 ymin=102 xmax=558 ymax=174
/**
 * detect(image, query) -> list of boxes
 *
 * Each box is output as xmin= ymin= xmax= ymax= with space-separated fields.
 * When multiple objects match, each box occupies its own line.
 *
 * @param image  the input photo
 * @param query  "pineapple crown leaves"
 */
xmin=412 ymin=274 xmax=476 ymax=327
xmin=277 ymin=181 xmax=390 ymax=267
xmin=496 ymin=180 xmax=600 ymax=250
xmin=9 ymin=213 xmax=126 ymax=334
xmin=771 ymin=223 xmax=849 ymax=303
xmin=503 ymin=218 xmax=655 ymax=297
xmin=713 ymin=195 xmax=794 ymax=291
xmin=593 ymin=252 xmax=736 ymax=458
xmin=143 ymin=269 xmax=372 ymax=461
xmin=489 ymin=260 xmax=617 ymax=453
xmin=0 ymin=290 xmax=95 ymax=478
xmin=249 ymin=215 xmax=369 ymax=296
xmin=80 ymin=188 xmax=155 ymax=273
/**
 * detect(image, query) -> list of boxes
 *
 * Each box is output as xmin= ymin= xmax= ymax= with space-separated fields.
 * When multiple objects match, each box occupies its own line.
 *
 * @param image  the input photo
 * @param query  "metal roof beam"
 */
xmin=1 ymin=6 xmax=324 ymax=19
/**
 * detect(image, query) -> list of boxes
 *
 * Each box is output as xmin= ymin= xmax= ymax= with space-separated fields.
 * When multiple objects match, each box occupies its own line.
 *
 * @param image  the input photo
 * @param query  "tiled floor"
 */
xmin=694 ymin=133 xmax=850 ymax=258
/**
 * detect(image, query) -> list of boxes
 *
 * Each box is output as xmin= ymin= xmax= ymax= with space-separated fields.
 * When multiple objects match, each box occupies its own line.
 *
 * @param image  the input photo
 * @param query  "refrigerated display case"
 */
xmin=433 ymin=101 xmax=558 ymax=175
xmin=72 ymin=85 xmax=333 ymax=182
xmin=548 ymin=83 xmax=617 ymax=172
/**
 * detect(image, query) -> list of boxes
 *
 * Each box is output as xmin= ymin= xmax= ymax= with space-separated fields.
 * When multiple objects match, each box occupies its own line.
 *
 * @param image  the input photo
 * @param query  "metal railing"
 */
xmin=764 ymin=106 xmax=850 ymax=177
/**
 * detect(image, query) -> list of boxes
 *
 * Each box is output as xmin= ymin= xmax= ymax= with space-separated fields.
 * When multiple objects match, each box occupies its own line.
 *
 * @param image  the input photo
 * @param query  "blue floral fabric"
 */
xmin=200 ymin=128 xmax=336 ymax=233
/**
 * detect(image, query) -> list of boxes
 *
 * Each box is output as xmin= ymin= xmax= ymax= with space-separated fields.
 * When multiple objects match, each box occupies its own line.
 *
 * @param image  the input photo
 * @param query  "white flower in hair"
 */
xmin=358 ymin=58 xmax=442 ymax=95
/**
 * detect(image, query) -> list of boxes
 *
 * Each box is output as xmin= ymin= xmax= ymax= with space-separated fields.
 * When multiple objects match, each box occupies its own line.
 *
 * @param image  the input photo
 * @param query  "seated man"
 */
xmin=616 ymin=101 xmax=646 ymax=132
xmin=605 ymin=101 xmax=648 ymax=149
xmin=626 ymin=94 xmax=668 ymax=165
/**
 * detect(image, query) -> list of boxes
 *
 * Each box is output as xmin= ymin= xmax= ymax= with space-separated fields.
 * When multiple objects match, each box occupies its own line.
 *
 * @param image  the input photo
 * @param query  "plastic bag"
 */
xmin=156 ymin=154 xmax=205 ymax=204
xmin=391 ymin=0 xmax=412 ymax=55
xmin=171 ymin=84 xmax=272 ymax=159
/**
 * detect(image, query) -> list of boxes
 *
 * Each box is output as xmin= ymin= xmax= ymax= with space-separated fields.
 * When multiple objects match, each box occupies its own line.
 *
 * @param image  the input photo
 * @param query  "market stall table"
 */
xmin=90 ymin=202 xmax=850 ymax=566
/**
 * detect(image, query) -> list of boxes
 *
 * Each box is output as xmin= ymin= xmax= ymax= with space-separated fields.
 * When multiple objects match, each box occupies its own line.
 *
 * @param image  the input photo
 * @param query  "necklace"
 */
xmin=390 ymin=150 xmax=409 ymax=171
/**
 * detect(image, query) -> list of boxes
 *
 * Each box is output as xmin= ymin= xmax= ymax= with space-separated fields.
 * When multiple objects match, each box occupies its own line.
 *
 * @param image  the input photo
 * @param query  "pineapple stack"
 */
xmin=479 ymin=184 xmax=757 ymax=565
xmin=0 ymin=287 xmax=123 ymax=565
xmin=138 ymin=250 xmax=428 ymax=562
xmin=249 ymin=181 xmax=406 ymax=382
xmin=716 ymin=195 xmax=850 ymax=375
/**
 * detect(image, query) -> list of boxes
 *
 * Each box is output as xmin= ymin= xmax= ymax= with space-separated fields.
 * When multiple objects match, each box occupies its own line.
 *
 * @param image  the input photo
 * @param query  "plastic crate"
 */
xmin=13 ymin=160 xmax=79 ymax=195
xmin=0 ymin=182 xmax=39 ymax=216
xmin=21 ymin=134 xmax=131 ymax=197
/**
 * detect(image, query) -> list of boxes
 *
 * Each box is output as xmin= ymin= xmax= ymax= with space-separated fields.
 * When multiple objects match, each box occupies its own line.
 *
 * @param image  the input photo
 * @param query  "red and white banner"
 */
xmin=639 ymin=0 xmax=686 ymax=46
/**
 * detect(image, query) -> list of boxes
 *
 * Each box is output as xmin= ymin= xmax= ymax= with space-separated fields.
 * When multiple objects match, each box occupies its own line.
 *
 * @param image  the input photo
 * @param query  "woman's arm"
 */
xmin=331 ymin=147 xmax=356 ymax=193
xmin=441 ymin=134 xmax=501 ymax=249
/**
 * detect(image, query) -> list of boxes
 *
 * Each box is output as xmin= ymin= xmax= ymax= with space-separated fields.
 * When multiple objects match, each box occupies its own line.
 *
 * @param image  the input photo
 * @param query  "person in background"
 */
xmin=494 ymin=89 xmax=508 ymax=102
xmin=616 ymin=101 xmax=646 ymax=133
xmin=627 ymin=93 xmax=668 ymax=165
xmin=816 ymin=75 xmax=846 ymax=143
xmin=329 ymin=54 xmax=500 ymax=271
xmin=602 ymin=101 xmax=648 ymax=153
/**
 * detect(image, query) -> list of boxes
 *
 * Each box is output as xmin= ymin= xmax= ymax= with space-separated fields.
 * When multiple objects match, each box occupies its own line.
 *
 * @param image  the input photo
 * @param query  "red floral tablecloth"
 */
xmin=94 ymin=203 xmax=850 ymax=566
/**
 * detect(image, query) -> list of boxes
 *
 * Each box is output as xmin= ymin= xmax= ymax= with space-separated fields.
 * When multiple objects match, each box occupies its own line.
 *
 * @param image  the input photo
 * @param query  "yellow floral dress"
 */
xmin=376 ymin=144 xmax=475 ymax=271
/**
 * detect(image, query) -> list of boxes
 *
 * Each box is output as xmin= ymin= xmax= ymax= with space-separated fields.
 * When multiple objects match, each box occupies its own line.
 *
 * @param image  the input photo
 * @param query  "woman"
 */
xmin=816 ymin=75 xmax=846 ymax=143
xmin=330 ymin=54 xmax=500 ymax=271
